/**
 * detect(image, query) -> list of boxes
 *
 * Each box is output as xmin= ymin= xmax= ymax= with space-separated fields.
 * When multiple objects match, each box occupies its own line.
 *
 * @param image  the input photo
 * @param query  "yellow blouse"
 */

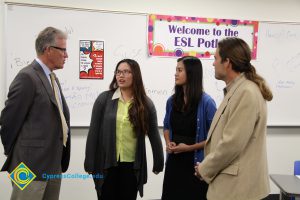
xmin=114 ymin=88 xmax=137 ymax=162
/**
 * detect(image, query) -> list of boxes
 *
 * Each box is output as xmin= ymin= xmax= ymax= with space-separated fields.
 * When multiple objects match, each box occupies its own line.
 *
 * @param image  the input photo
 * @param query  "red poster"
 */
xmin=79 ymin=40 xmax=104 ymax=79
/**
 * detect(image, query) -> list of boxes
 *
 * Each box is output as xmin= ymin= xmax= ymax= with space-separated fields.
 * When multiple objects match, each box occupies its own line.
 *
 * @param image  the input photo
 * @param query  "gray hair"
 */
xmin=35 ymin=27 xmax=67 ymax=55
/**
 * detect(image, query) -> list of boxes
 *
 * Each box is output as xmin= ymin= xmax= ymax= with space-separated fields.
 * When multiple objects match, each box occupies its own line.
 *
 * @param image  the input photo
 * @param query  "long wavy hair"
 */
xmin=109 ymin=59 xmax=149 ymax=135
xmin=218 ymin=37 xmax=273 ymax=101
xmin=173 ymin=56 xmax=204 ymax=111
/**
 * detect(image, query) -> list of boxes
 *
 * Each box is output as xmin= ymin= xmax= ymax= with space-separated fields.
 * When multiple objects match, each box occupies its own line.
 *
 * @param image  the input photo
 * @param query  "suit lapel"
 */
xmin=206 ymin=75 xmax=247 ymax=142
xmin=32 ymin=61 xmax=58 ymax=107
xmin=206 ymin=94 xmax=229 ymax=142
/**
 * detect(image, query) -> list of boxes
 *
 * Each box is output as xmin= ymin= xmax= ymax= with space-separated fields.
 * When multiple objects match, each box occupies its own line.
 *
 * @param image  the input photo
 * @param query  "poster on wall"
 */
xmin=79 ymin=40 xmax=104 ymax=79
xmin=148 ymin=14 xmax=259 ymax=59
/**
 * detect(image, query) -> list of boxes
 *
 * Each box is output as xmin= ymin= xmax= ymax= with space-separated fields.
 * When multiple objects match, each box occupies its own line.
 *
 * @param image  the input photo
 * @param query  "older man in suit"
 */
xmin=195 ymin=37 xmax=273 ymax=200
xmin=0 ymin=27 xmax=71 ymax=200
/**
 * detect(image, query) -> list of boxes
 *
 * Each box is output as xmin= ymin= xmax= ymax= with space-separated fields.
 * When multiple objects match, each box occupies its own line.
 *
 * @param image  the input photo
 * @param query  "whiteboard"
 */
xmin=4 ymin=4 xmax=300 ymax=126
xmin=255 ymin=22 xmax=300 ymax=126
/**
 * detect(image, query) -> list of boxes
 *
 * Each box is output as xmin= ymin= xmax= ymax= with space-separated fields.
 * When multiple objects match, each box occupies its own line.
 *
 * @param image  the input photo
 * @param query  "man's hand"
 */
xmin=194 ymin=162 xmax=203 ymax=180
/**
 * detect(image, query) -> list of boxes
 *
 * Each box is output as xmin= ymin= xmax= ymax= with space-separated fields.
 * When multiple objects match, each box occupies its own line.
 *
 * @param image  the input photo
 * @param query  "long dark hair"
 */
xmin=173 ymin=56 xmax=204 ymax=111
xmin=218 ymin=37 xmax=273 ymax=101
xmin=109 ymin=59 xmax=149 ymax=135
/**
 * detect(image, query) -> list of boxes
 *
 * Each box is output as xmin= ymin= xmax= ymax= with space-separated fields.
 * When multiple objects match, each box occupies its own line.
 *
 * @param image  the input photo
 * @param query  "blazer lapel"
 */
xmin=206 ymin=75 xmax=247 ymax=142
xmin=32 ymin=61 xmax=58 ymax=107
xmin=206 ymin=95 xmax=229 ymax=142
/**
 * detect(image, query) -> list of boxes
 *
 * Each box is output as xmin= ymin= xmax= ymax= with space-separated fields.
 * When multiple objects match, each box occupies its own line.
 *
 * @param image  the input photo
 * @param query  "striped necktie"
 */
xmin=50 ymin=72 xmax=68 ymax=146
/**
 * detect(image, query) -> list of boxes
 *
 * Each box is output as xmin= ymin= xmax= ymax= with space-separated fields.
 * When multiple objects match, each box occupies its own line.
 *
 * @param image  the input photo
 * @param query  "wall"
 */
xmin=1 ymin=0 xmax=300 ymax=199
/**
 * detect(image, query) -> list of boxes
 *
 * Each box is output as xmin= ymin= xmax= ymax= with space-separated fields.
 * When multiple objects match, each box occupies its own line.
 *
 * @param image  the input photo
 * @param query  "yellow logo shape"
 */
xmin=9 ymin=162 xmax=36 ymax=190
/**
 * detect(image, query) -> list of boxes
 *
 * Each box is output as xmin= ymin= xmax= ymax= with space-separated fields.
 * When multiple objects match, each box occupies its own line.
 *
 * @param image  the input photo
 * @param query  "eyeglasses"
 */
xmin=50 ymin=46 xmax=67 ymax=54
xmin=115 ymin=69 xmax=132 ymax=76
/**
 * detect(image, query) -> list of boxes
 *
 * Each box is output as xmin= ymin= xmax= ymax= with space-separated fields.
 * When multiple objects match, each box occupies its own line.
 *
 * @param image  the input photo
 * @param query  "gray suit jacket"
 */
xmin=0 ymin=60 xmax=71 ymax=180
xmin=199 ymin=74 xmax=270 ymax=200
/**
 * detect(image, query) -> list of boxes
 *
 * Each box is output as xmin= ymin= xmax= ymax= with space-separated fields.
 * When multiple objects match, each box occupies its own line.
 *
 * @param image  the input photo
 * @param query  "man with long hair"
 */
xmin=195 ymin=37 xmax=272 ymax=200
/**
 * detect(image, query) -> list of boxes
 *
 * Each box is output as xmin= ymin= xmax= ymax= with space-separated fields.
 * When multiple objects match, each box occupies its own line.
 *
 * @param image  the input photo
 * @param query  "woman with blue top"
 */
xmin=161 ymin=56 xmax=217 ymax=200
xmin=84 ymin=59 xmax=164 ymax=200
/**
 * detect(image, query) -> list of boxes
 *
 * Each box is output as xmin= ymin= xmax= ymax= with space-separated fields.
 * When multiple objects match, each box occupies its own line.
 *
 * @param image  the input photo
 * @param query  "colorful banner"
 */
xmin=148 ymin=14 xmax=259 ymax=59
xmin=79 ymin=40 xmax=104 ymax=79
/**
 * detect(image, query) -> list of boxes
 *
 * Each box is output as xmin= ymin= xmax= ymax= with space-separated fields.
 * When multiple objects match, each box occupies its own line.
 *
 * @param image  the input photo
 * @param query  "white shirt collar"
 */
xmin=35 ymin=58 xmax=51 ymax=74
xmin=35 ymin=58 xmax=52 ymax=82
xmin=112 ymin=88 xmax=134 ymax=102
xmin=112 ymin=87 xmax=122 ymax=100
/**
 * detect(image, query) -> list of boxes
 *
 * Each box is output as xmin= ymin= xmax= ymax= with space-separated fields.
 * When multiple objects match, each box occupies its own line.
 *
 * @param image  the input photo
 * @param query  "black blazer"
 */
xmin=84 ymin=90 xmax=164 ymax=197
xmin=0 ymin=60 xmax=71 ymax=180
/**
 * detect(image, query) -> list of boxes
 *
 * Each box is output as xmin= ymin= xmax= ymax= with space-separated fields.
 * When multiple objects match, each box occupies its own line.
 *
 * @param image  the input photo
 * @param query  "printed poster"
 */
xmin=79 ymin=40 xmax=104 ymax=79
